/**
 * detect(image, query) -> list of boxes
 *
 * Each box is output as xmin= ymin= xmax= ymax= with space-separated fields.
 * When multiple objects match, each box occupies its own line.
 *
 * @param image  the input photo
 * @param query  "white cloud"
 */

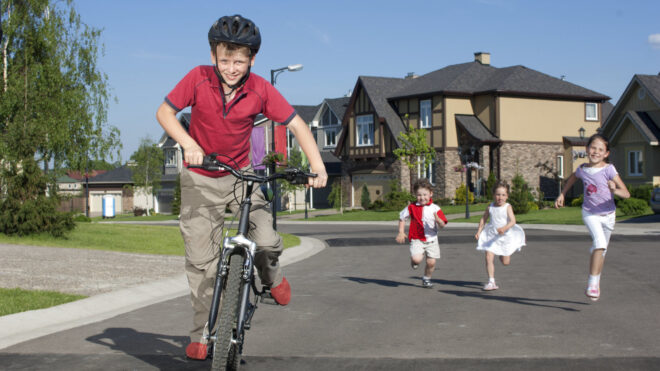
xmin=649 ymin=34 xmax=660 ymax=49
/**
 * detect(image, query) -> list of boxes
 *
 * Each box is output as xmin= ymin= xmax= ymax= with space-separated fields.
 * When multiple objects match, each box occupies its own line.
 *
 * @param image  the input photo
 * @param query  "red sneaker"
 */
xmin=185 ymin=342 xmax=208 ymax=360
xmin=270 ymin=277 xmax=291 ymax=305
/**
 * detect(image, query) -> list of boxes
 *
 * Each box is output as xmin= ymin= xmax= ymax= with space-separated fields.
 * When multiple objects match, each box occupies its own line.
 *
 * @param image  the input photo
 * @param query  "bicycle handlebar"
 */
xmin=187 ymin=153 xmax=317 ymax=185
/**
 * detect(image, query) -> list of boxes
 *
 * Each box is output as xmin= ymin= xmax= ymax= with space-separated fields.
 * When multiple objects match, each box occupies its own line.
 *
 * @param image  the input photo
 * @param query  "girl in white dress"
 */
xmin=475 ymin=181 xmax=526 ymax=291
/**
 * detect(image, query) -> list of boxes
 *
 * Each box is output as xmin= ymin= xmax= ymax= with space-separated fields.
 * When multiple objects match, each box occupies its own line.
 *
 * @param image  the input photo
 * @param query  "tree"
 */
xmin=509 ymin=173 xmax=534 ymax=214
xmin=0 ymin=0 xmax=119 ymax=236
xmin=360 ymin=183 xmax=371 ymax=209
xmin=129 ymin=138 xmax=163 ymax=216
xmin=171 ymin=174 xmax=181 ymax=216
xmin=279 ymin=148 xmax=304 ymax=211
xmin=393 ymin=127 xmax=435 ymax=180
xmin=327 ymin=179 xmax=343 ymax=213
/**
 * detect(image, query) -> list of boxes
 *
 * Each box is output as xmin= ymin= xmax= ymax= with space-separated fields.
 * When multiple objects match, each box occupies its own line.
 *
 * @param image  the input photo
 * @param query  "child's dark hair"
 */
xmin=492 ymin=181 xmax=509 ymax=195
xmin=413 ymin=178 xmax=433 ymax=193
xmin=586 ymin=133 xmax=610 ymax=151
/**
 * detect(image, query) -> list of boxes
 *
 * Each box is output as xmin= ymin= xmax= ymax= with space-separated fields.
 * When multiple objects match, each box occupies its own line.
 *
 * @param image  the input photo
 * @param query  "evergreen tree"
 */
xmin=0 ymin=0 xmax=118 ymax=236
xmin=172 ymin=174 xmax=181 ymax=216
xmin=509 ymin=173 xmax=534 ymax=214
xmin=360 ymin=183 xmax=371 ymax=209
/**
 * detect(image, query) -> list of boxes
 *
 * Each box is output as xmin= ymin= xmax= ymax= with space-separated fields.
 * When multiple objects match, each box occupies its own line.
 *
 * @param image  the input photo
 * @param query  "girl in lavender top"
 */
xmin=555 ymin=134 xmax=630 ymax=301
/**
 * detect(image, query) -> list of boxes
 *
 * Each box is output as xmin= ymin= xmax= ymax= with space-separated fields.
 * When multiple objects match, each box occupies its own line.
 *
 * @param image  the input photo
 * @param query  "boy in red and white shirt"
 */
xmin=396 ymin=179 xmax=448 ymax=288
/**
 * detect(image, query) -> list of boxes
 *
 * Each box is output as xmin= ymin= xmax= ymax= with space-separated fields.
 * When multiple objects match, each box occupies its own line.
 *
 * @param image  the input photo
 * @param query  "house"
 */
xmin=334 ymin=52 xmax=611 ymax=206
xmin=156 ymin=113 xmax=187 ymax=214
xmin=600 ymin=73 xmax=660 ymax=187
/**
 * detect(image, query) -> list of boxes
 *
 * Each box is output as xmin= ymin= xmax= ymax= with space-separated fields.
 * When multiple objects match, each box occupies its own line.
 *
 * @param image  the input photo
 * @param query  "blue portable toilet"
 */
xmin=102 ymin=195 xmax=115 ymax=218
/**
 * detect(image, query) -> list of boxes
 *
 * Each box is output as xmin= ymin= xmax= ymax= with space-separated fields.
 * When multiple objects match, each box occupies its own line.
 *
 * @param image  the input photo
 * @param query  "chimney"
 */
xmin=405 ymin=72 xmax=419 ymax=79
xmin=474 ymin=52 xmax=491 ymax=66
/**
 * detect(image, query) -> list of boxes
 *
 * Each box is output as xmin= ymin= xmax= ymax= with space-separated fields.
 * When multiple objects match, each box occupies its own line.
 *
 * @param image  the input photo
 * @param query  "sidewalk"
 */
xmin=0 ymin=236 xmax=326 ymax=350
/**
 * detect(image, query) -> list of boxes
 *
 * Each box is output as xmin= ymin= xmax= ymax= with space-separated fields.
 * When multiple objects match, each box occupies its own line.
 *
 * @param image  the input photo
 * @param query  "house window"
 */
xmin=325 ymin=128 xmax=337 ymax=147
xmin=356 ymin=114 xmax=374 ymax=146
xmin=585 ymin=102 xmax=598 ymax=121
xmin=420 ymin=99 xmax=431 ymax=128
xmin=556 ymin=155 xmax=564 ymax=179
xmin=424 ymin=159 xmax=435 ymax=184
xmin=628 ymin=150 xmax=643 ymax=176
xmin=165 ymin=149 xmax=177 ymax=167
xmin=322 ymin=107 xmax=339 ymax=127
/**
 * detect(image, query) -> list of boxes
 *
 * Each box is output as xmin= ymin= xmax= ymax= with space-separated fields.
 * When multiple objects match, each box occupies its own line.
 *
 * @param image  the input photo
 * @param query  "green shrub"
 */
xmin=384 ymin=180 xmax=415 ymax=211
xmin=73 ymin=214 xmax=91 ymax=223
xmin=617 ymin=197 xmax=651 ymax=216
xmin=360 ymin=184 xmax=371 ymax=210
xmin=328 ymin=180 xmax=343 ymax=210
xmin=370 ymin=200 xmax=385 ymax=210
xmin=528 ymin=202 xmax=539 ymax=211
xmin=454 ymin=183 xmax=474 ymax=205
xmin=486 ymin=172 xmax=497 ymax=195
xmin=628 ymin=184 xmax=653 ymax=203
xmin=571 ymin=194 xmax=584 ymax=207
xmin=509 ymin=174 xmax=534 ymax=214
xmin=435 ymin=198 xmax=453 ymax=206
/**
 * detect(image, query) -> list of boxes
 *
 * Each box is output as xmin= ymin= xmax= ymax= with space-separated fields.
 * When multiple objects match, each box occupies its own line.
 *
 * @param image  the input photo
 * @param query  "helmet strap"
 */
xmin=213 ymin=53 xmax=251 ymax=96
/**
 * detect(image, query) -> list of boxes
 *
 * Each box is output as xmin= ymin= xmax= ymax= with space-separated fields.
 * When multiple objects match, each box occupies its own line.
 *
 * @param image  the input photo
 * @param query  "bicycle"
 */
xmin=188 ymin=153 xmax=316 ymax=371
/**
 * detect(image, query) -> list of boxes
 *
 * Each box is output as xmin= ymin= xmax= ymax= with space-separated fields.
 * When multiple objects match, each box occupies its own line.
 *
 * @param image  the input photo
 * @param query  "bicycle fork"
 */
xmin=205 ymin=234 xmax=257 ymax=346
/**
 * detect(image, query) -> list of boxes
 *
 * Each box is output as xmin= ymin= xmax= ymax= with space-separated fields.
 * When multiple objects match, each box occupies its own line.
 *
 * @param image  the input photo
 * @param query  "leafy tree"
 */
xmin=393 ymin=128 xmax=435 ymax=179
xmin=279 ymin=148 xmax=304 ymax=211
xmin=129 ymin=138 xmax=163 ymax=216
xmin=0 ymin=0 xmax=119 ymax=236
xmin=360 ymin=183 xmax=371 ymax=209
xmin=509 ymin=173 xmax=534 ymax=214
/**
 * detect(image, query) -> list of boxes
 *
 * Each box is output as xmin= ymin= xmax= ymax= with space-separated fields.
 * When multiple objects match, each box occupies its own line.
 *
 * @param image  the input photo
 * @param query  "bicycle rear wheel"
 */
xmin=211 ymin=254 xmax=244 ymax=371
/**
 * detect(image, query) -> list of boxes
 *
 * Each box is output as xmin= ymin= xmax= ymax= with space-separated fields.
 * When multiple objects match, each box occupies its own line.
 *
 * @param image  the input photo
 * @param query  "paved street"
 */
xmin=1 ymin=221 xmax=660 ymax=370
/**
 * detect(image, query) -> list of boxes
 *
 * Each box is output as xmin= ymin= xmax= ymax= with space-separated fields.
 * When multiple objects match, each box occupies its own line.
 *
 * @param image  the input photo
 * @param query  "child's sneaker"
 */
xmin=270 ymin=277 xmax=291 ymax=305
xmin=411 ymin=260 xmax=419 ymax=270
xmin=422 ymin=277 xmax=433 ymax=288
xmin=482 ymin=282 xmax=499 ymax=291
xmin=586 ymin=285 xmax=600 ymax=301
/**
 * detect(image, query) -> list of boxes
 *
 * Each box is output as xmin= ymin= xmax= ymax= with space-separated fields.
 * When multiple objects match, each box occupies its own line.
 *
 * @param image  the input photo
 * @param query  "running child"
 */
xmin=555 ymin=133 xmax=629 ymax=301
xmin=395 ymin=179 xmax=448 ymax=288
xmin=475 ymin=181 xmax=526 ymax=291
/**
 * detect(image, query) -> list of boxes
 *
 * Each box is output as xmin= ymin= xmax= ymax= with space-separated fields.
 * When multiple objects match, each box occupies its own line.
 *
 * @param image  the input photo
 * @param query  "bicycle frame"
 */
xmin=206 ymin=179 xmax=259 ymax=346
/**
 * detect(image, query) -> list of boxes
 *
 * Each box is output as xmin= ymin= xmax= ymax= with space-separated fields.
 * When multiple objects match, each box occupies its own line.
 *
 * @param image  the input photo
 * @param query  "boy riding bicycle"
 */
xmin=156 ymin=14 xmax=327 ymax=360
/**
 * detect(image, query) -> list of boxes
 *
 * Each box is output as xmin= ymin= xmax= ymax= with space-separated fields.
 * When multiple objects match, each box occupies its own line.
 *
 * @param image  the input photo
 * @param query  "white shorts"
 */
xmin=410 ymin=239 xmax=440 ymax=259
xmin=582 ymin=209 xmax=616 ymax=256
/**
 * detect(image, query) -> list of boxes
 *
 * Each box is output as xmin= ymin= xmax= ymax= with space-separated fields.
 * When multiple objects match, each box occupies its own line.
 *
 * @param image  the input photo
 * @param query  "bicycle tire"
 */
xmin=211 ymin=255 xmax=244 ymax=371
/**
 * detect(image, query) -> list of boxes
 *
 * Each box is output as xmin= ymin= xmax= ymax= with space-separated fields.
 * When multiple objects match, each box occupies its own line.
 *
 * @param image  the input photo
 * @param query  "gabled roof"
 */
xmin=621 ymin=111 xmax=660 ymax=145
xmin=602 ymin=74 xmax=660 ymax=138
xmin=87 ymin=165 xmax=133 ymax=184
xmin=390 ymin=62 xmax=610 ymax=101
xmin=636 ymin=74 xmax=660 ymax=107
xmin=57 ymin=175 xmax=80 ymax=183
xmin=357 ymin=76 xmax=414 ymax=147
xmin=293 ymin=104 xmax=320 ymax=124
xmin=325 ymin=97 xmax=350 ymax=120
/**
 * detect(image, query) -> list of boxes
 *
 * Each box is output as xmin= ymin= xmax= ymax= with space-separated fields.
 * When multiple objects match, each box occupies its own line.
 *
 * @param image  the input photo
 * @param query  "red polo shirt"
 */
xmin=165 ymin=66 xmax=296 ymax=177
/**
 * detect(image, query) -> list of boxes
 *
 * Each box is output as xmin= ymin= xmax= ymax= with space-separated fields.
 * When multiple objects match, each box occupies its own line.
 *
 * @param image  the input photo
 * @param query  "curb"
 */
xmin=0 ymin=236 xmax=326 ymax=350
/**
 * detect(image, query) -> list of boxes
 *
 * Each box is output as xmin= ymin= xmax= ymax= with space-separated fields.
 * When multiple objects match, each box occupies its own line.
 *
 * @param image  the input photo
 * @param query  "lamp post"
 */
xmin=269 ymin=64 xmax=303 ymax=230
xmin=579 ymin=126 xmax=585 ymax=139
xmin=458 ymin=146 xmax=476 ymax=219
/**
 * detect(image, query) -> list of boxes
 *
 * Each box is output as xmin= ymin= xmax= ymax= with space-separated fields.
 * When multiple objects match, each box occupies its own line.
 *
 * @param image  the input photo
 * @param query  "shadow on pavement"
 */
xmin=439 ymin=290 xmax=587 ymax=312
xmin=343 ymin=276 xmax=417 ymax=288
xmin=86 ymin=327 xmax=207 ymax=370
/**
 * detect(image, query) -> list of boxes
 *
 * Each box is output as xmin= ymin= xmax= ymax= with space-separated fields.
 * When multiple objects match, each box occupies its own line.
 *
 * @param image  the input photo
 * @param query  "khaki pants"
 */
xmin=179 ymin=167 xmax=283 ymax=342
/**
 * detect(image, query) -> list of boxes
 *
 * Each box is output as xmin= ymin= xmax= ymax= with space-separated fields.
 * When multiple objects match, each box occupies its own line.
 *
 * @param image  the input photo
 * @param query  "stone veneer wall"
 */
xmin=498 ymin=142 xmax=562 ymax=197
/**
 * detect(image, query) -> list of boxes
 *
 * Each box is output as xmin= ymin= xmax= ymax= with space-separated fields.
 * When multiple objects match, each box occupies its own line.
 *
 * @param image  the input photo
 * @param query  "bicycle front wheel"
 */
xmin=211 ymin=254 xmax=244 ymax=371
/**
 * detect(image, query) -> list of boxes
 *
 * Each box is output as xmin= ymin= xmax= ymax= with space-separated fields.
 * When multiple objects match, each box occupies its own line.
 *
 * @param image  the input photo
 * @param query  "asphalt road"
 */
xmin=2 ymin=222 xmax=660 ymax=370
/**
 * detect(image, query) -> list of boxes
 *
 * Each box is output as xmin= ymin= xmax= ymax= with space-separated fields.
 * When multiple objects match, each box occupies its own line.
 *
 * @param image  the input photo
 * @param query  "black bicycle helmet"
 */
xmin=208 ymin=15 xmax=261 ymax=55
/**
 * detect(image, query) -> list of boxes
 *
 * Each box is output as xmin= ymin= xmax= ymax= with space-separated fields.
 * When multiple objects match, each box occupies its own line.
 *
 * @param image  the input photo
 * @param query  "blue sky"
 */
xmin=75 ymin=0 xmax=660 ymax=162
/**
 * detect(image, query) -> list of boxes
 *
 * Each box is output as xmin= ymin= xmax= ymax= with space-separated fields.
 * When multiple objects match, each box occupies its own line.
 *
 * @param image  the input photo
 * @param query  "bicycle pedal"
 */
xmin=259 ymin=289 xmax=278 ymax=305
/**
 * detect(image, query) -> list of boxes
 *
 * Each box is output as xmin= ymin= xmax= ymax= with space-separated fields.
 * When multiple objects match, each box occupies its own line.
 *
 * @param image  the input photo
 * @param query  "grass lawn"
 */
xmin=304 ymin=204 xmax=488 ymax=222
xmin=0 ymin=223 xmax=300 ymax=255
xmin=0 ymin=288 xmax=86 ymax=317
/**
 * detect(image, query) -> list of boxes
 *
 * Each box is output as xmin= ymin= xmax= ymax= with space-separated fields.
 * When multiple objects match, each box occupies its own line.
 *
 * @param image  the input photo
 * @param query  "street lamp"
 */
xmin=458 ymin=146 xmax=476 ymax=219
xmin=269 ymin=64 xmax=303 ymax=230
xmin=579 ymin=127 xmax=585 ymax=139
